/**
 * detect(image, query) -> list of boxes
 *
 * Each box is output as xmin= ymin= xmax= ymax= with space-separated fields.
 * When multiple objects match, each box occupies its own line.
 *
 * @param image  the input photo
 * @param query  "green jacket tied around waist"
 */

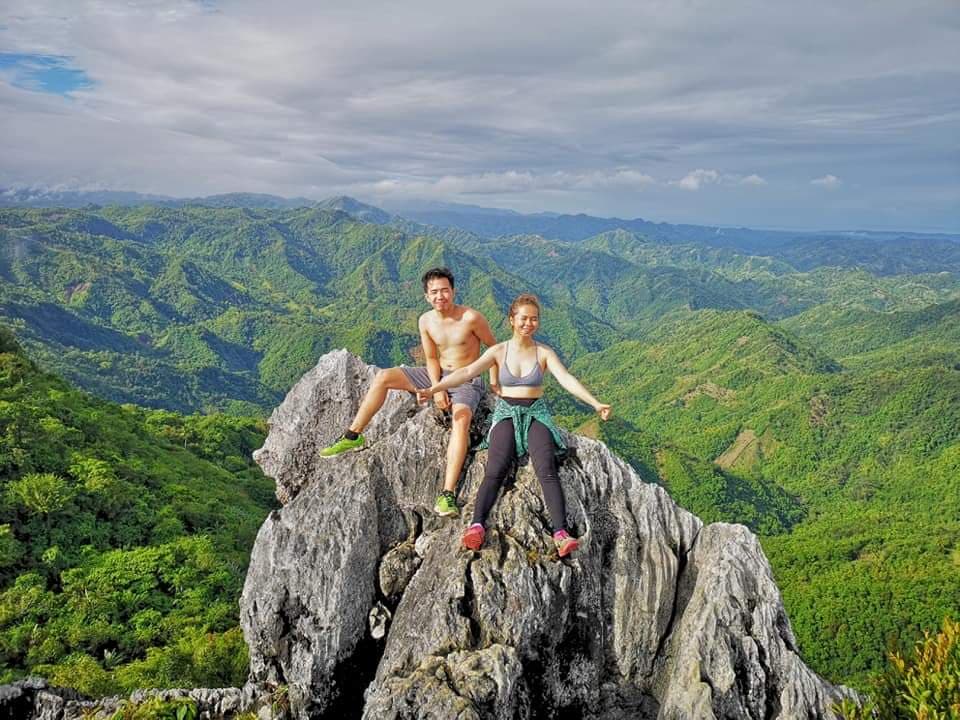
xmin=479 ymin=397 xmax=567 ymax=458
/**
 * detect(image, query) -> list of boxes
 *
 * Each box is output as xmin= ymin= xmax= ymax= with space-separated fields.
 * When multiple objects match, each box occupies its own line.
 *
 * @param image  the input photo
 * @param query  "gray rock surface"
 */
xmin=0 ymin=678 xmax=273 ymax=720
xmin=240 ymin=350 xmax=856 ymax=719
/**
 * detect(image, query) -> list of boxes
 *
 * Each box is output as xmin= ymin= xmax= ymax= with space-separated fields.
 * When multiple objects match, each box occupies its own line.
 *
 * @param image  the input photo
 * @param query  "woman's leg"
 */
xmin=527 ymin=420 xmax=567 ymax=533
xmin=472 ymin=419 xmax=516 ymax=527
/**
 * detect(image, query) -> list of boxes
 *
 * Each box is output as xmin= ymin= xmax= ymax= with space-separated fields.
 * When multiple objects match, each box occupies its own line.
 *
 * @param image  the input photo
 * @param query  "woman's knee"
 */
xmin=483 ymin=421 xmax=516 ymax=479
xmin=483 ymin=450 xmax=514 ymax=482
xmin=527 ymin=422 xmax=558 ymax=471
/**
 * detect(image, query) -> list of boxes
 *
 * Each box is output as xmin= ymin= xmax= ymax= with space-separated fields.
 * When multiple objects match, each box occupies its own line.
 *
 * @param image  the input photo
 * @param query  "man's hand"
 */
xmin=595 ymin=403 xmax=612 ymax=421
xmin=433 ymin=391 xmax=450 ymax=410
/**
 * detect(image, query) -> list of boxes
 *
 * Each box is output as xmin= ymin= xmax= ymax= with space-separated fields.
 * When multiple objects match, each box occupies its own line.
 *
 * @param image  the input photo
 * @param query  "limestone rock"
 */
xmin=378 ymin=542 xmax=421 ymax=600
xmin=369 ymin=602 xmax=392 ymax=640
xmin=239 ymin=350 xmax=856 ymax=719
xmin=362 ymin=644 xmax=525 ymax=720
xmin=0 ymin=678 xmax=272 ymax=720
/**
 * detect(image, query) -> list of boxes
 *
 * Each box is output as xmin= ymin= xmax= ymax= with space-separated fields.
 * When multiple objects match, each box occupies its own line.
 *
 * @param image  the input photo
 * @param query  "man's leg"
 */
xmin=321 ymin=367 xmax=417 ymax=457
xmin=434 ymin=403 xmax=472 ymax=516
xmin=443 ymin=404 xmax=473 ymax=492
xmin=348 ymin=367 xmax=417 ymax=434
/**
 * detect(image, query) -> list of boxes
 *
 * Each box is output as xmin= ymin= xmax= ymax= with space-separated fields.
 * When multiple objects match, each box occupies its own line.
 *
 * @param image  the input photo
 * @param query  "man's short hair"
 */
xmin=421 ymin=267 xmax=455 ymax=292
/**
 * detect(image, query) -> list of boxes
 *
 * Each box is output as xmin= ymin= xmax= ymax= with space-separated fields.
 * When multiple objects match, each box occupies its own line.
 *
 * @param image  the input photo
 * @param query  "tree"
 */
xmin=838 ymin=617 xmax=960 ymax=719
xmin=6 ymin=473 xmax=74 ymax=517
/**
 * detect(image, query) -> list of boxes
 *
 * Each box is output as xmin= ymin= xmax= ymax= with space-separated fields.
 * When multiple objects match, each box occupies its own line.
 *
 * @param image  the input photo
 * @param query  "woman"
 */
xmin=416 ymin=294 xmax=611 ymax=557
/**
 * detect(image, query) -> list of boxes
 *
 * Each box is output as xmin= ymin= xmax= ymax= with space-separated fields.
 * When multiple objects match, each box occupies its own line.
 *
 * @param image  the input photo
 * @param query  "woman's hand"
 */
xmin=595 ymin=403 xmax=612 ymax=421
xmin=489 ymin=382 xmax=502 ymax=397
xmin=416 ymin=386 xmax=439 ymax=405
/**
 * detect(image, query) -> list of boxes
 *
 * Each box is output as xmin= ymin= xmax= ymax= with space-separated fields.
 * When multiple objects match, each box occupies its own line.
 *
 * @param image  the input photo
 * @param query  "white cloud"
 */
xmin=811 ymin=174 xmax=842 ymax=187
xmin=358 ymin=169 xmax=656 ymax=197
xmin=669 ymin=170 xmax=767 ymax=190
xmin=669 ymin=169 xmax=721 ymax=191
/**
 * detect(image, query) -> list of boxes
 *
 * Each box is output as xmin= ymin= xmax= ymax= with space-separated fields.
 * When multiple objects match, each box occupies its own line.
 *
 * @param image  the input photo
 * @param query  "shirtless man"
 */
xmin=320 ymin=267 xmax=499 ymax=517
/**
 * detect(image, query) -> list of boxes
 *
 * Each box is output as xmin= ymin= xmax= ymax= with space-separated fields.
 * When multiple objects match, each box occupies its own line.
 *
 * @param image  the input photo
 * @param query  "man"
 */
xmin=320 ymin=267 xmax=499 ymax=517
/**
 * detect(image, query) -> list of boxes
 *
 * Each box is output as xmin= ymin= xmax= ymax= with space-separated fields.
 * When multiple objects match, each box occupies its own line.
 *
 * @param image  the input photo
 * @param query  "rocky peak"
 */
xmin=241 ymin=350 xmax=854 ymax=719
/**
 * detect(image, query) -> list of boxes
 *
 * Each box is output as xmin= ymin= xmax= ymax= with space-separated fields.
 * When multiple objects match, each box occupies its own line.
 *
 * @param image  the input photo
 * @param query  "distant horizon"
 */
xmin=2 ymin=184 xmax=958 ymax=237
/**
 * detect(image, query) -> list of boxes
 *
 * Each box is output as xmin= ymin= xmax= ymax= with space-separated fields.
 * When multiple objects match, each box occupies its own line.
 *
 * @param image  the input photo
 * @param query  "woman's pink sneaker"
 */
xmin=554 ymin=529 xmax=580 ymax=558
xmin=462 ymin=523 xmax=485 ymax=551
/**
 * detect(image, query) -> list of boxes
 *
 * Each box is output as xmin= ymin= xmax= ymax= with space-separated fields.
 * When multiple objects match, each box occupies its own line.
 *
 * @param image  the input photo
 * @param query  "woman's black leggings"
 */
xmin=472 ymin=398 xmax=567 ymax=532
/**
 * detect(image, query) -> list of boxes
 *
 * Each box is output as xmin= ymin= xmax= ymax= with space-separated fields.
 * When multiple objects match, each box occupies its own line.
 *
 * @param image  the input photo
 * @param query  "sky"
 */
xmin=1 ymin=0 xmax=958 ymax=232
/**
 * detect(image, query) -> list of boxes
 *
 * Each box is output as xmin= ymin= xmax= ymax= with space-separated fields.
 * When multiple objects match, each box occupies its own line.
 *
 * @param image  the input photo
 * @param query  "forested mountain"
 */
xmin=1 ymin=201 xmax=958 ymax=693
xmin=7 ymin=189 xmax=959 ymax=273
xmin=0 ymin=325 xmax=275 ymax=694
xmin=547 ymin=309 xmax=960 ymax=682
xmin=781 ymin=298 xmax=960 ymax=365
xmin=3 ymin=206 xmax=957 ymax=415
xmin=0 ymin=206 xmax=618 ymax=412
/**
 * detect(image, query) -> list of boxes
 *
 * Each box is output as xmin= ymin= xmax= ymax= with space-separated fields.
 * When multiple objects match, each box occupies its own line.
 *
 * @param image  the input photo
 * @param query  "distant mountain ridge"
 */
xmin=0 ymin=205 xmax=619 ymax=412
xmin=0 ymin=188 xmax=316 ymax=210
xmin=0 ymin=187 xmax=174 ymax=208
xmin=316 ymin=195 xmax=393 ymax=224
xmin=390 ymin=200 xmax=960 ymax=243
xmin=2 ymin=204 xmax=958 ymax=416
xmin=389 ymin=202 xmax=960 ymax=275
xmin=5 ymin=187 xmax=957 ymax=249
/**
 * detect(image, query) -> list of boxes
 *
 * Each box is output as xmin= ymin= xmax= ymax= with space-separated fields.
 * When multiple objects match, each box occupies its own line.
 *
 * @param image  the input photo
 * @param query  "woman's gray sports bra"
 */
xmin=499 ymin=342 xmax=544 ymax=388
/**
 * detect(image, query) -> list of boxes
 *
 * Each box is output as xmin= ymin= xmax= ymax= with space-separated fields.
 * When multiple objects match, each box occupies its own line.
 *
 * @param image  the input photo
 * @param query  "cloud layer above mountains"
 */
xmin=2 ymin=0 xmax=957 ymax=230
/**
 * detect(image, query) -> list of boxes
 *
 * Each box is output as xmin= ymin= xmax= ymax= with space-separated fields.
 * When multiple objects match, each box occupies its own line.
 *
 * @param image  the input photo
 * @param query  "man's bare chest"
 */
xmin=429 ymin=321 xmax=476 ymax=349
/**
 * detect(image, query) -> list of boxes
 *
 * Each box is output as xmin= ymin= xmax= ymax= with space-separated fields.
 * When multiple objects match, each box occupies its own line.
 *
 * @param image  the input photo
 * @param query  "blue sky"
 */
xmin=0 ymin=52 xmax=92 ymax=95
xmin=1 ymin=1 xmax=958 ymax=232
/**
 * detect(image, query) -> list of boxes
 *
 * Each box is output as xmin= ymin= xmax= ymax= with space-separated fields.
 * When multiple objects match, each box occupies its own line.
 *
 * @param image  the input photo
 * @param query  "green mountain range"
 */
xmin=548 ymin=309 xmax=960 ymax=682
xmin=1 ymin=200 xmax=958 ymax=693
xmin=4 ymin=205 xmax=957 ymax=416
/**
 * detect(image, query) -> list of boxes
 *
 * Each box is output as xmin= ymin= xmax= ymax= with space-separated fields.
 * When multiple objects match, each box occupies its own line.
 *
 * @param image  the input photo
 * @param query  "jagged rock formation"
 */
xmin=241 ymin=350 xmax=854 ymax=719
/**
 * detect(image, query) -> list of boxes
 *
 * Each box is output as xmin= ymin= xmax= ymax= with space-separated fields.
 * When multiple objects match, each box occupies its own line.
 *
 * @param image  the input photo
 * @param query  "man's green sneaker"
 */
xmin=319 ymin=434 xmax=365 ymax=457
xmin=434 ymin=490 xmax=460 ymax=517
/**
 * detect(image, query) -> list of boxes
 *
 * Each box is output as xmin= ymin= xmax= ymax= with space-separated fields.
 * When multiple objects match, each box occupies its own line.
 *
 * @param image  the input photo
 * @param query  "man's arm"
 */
xmin=471 ymin=310 xmax=501 ymax=393
xmin=419 ymin=314 xmax=450 ymax=410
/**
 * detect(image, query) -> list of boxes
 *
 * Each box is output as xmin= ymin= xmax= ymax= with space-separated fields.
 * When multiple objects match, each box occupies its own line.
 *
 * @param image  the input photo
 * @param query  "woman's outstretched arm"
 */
xmin=542 ymin=346 xmax=611 ymax=419
xmin=416 ymin=344 xmax=502 ymax=402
